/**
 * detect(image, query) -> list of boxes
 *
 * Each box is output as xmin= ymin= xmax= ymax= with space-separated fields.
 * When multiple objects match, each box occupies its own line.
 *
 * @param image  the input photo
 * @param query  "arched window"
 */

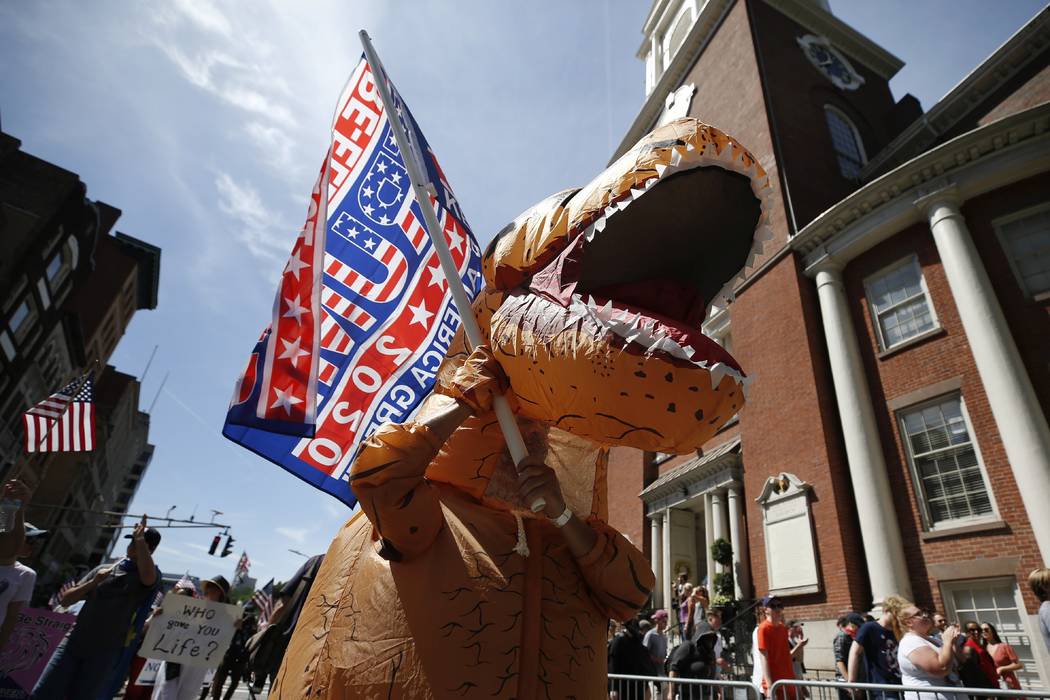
xmin=662 ymin=1 xmax=696 ymax=70
xmin=824 ymin=105 xmax=866 ymax=181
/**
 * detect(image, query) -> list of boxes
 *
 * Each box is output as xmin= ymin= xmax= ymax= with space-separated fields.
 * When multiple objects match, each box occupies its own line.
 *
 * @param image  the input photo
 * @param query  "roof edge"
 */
xmin=791 ymin=102 xmax=1050 ymax=258
xmin=862 ymin=6 xmax=1050 ymax=178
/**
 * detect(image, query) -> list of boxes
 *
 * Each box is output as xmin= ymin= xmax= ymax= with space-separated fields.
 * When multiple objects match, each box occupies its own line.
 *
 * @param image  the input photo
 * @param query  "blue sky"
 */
xmin=1 ymin=0 xmax=1044 ymax=586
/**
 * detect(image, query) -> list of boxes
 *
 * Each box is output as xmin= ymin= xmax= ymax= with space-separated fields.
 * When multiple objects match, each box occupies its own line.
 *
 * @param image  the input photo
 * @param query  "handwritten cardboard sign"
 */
xmin=0 ymin=608 xmax=76 ymax=698
xmin=138 ymin=593 xmax=242 ymax=668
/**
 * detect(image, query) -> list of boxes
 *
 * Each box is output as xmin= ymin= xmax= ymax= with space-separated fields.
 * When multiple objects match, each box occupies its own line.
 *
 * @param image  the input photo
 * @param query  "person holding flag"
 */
xmin=33 ymin=515 xmax=162 ymax=699
xmin=226 ymin=23 xmax=771 ymax=696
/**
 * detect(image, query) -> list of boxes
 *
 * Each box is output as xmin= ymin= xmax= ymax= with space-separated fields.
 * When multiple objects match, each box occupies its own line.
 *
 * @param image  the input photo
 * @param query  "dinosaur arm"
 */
xmin=573 ymin=520 xmax=655 ymax=622
xmin=351 ymin=396 xmax=472 ymax=561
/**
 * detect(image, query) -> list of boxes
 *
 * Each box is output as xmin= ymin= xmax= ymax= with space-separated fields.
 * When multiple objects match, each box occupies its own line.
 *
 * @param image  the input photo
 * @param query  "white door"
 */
xmin=941 ymin=578 xmax=1045 ymax=690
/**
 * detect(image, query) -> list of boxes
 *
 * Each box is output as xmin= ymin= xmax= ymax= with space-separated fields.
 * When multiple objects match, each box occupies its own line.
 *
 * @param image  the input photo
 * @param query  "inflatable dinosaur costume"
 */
xmin=272 ymin=118 xmax=773 ymax=698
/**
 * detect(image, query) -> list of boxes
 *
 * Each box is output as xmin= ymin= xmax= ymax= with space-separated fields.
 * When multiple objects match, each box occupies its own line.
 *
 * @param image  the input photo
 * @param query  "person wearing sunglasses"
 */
xmin=896 ymin=606 xmax=962 ymax=700
xmin=980 ymin=623 xmax=1024 ymax=692
xmin=958 ymin=622 xmax=998 ymax=699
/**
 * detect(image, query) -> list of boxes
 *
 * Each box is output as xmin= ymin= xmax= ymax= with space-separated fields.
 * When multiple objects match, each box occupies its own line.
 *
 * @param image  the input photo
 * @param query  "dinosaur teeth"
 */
xmin=709 ymin=363 xmax=728 ymax=390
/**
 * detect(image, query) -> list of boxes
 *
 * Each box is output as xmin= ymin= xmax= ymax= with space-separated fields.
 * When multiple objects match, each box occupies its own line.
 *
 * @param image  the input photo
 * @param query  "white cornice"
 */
xmin=639 ymin=437 xmax=741 ymax=512
xmin=612 ymin=0 xmax=735 ymax=162
xmin=863 ymin=6 xmax=1050 ymax=179
xmin=763 ymin=0 xmax=903 ymax=80
xmin=791 ymin=103 xmax=1050 ymax=272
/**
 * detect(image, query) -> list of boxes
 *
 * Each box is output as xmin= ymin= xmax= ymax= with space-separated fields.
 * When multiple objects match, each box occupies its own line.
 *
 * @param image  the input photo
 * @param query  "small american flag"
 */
xmin=23 ymin=374 xmax=94 ymax=453
xmin=48 ymin=579 xmax=75 ymax=610
xmin=251 ymin=578 xmax=275 ymax=624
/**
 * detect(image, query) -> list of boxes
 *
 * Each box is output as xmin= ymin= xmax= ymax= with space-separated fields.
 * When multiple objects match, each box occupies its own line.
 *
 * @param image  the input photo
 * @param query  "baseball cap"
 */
xmin=760 ymin=594 xmax=784 ymax=608
xmin=124 ymin=527 xmax=162 ymax=550
xmin=24 ymin=522 xmax=47 ymax=538
xmin=651 ymin=610 xmax=669 ymax=621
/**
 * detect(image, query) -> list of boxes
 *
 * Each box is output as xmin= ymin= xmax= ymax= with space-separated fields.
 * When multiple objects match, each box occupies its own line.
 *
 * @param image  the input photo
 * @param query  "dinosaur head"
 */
xmin=477 ymin=118 xmax=772 ymax=453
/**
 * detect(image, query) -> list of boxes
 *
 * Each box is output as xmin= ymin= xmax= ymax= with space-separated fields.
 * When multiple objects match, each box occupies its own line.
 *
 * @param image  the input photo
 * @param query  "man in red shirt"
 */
xmin=757 ymin=595 xmax=805 ymax=700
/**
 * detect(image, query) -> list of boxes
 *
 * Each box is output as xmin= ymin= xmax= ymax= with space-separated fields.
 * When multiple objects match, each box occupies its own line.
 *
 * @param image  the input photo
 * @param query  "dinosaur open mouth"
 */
xmin=529 ymin=166 xmax=760 ymax=373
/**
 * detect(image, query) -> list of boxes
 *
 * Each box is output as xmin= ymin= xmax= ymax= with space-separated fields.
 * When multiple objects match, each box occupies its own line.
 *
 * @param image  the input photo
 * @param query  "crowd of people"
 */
xmin=0 ymin=478 xmax=325 ymax=699
xmin=608 ymin=568 xmax=1050 ymax=700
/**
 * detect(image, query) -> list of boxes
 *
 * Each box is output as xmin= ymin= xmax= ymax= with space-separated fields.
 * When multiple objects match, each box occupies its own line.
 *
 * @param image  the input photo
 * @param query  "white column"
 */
xmin=923 ymin=193 xmax=1050 ymax=564
xmin=710 ymin=490 xmax=726 ymax=574
xmin=703 ymin=493 xmax=715 ymax=587
xmin=651 ymin=513 xmax=665 ymax=609
xmin=814 ymin=262 xmax=913 ymax=603
xmin=661 ymin=508 xmax=673 ymax=614
xmin=727 ymin=485 xmax=750 ymax=600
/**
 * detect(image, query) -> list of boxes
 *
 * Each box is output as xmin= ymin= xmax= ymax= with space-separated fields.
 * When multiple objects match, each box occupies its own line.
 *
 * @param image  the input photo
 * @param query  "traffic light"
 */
xmin=221 ymin=535 xmax=234 ymax=558
xmin=208 ymin=534 xmax=221 ymax=556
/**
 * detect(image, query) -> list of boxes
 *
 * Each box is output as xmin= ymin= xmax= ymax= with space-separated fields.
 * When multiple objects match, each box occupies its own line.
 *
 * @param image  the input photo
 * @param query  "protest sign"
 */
xmin=0 ymin=608 xmax=76 ymax=698
xmin=133 ymin=659 xmax=214 ymax=688
xmin=134 ymin=658 xmax=163 ymax=685
xmin=138 ymin=593 xmax=242 ymax=668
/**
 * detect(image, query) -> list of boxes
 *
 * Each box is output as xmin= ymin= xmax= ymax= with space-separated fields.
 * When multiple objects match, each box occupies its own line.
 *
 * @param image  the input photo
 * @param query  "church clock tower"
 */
xmin=613 ymin=0 xmax=926 ymax=622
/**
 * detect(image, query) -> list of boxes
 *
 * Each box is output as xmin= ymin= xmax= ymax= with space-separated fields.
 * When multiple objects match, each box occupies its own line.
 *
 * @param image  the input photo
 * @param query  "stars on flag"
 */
xmin=426 ymin=265 xmax=446 ymax=290
xmin=363 ymin=238 xmax=377 ymax=251
xmin=446 ymin=226 xmax=465 ymax=253
xmin=284 ymin=251 xmax=309 ymax=281
xmin=278 ymin=337 xmax=310 ymax=368
xmin=407 ymin=300 xmax=433 ymax=328
xmin=271 ymin=385 xmax=303 ymax=415
xmin=282 ymin=295 xmax=308 ymax=324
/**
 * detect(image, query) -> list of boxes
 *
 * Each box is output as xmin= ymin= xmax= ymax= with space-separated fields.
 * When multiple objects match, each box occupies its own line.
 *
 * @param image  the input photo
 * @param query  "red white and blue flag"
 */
xmin=23 ymin=373 xmax=94 ymax=453
xmin=222 ymin=56 xmax=482 ymax=506
xmin=251 ymin=578 xmax=275 ymax=625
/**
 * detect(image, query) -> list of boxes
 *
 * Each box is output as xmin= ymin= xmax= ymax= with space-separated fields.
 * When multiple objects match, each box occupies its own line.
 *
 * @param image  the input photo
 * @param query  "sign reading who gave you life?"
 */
xmin=139 ymin=593 xmax=242 ymax=668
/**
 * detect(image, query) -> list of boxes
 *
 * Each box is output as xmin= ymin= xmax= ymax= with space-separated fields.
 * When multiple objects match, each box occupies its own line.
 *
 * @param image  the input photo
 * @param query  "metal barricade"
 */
xmin=768 ymin=679 xmax=1050 ymax=700
xmin=607 ymin=674 xmax=763 ymax=700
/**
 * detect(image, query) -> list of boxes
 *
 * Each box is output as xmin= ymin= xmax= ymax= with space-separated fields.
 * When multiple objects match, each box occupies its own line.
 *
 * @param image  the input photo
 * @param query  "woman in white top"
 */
xmin=896 ymin=604 xmax=962 ymax=700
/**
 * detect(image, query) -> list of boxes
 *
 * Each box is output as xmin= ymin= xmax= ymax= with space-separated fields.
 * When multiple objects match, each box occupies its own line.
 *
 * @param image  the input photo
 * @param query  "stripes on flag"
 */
xmin=48 ymin=579 xmax=75 ymax=610
xmin=320 ymin=287 xmax=375 ymax=332
xmin=251 ymin=578 xmax=275 ymax=625
xmin=23 ymin=375 xmax=94 ymax=453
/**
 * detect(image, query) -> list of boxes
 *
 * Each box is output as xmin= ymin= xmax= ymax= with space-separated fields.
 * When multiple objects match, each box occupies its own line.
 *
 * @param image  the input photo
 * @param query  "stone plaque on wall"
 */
xmin=757 ymin=473 xmax=820 ymax=596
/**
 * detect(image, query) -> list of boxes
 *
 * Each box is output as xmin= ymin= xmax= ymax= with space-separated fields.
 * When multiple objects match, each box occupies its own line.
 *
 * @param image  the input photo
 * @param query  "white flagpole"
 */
xmin=358 ymin=31 xmax=543 ymax=513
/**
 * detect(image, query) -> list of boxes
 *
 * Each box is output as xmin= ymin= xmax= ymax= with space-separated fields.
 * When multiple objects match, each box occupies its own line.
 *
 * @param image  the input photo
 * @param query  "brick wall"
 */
xmin=749 ymin=0 xmax=903 ymax=229
xmin=979 ymin=61 xmax=1050 ymax=126
xmin=843 ymin=171 xmax=1050 ymax=615
xmin=734 ymin=254 xmax=870 ymax=619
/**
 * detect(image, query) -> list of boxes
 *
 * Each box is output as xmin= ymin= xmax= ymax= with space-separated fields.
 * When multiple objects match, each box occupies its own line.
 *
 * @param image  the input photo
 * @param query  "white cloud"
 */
xmin=173 ymin=0 xmax=233 ymax=37
xmin=244 ymin=122 xmax=297 ymax=174
xmin=276 ymin=526 xmax=310 ymax=544
xmin=214 ymin=171 xmax=291 ymax=263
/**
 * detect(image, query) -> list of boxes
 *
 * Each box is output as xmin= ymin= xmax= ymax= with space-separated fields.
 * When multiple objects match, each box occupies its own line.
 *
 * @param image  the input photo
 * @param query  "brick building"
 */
xmin=0 ymin=129 xmax=161 ymax=587
xmin=605 ymin=0 xmax=1050 ymax=684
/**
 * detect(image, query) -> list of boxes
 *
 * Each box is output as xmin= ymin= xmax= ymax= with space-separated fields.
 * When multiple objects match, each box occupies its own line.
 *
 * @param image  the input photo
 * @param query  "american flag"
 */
xmin=251 ymin=578 xmax=275 ymax=625
xmin=223 ymin=54 xmax=482 ymax=506
xmin=233 ymin=551 xmax=250 ymax=585
xmin=48 ymin=579 xmax=75 ymax=610
xmin=23 ymin=374 xmax=94 ymax=453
